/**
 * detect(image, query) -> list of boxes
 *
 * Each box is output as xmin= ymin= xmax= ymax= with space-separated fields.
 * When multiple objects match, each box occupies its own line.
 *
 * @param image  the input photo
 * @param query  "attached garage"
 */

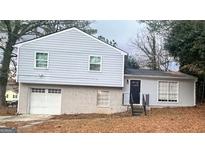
xmin=29 ymin=88 xmax=62 ymax=115
xmin=18 ymin=83 xmax=126 ymax=115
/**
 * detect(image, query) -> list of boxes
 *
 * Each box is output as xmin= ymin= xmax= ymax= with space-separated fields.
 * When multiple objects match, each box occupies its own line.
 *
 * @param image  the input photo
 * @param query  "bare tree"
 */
xmin=131 ymin=28 xmax=172 ymax=71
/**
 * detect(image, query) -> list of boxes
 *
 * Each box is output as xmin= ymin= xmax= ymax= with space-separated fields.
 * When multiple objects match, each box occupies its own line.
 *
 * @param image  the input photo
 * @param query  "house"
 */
xmin=14 ymin=27 xmax=197 ymax=115
xmin=14 ymin=27 xmax=127 ymax=115
xmin=5 ymin=90 xmax=18 ymax=103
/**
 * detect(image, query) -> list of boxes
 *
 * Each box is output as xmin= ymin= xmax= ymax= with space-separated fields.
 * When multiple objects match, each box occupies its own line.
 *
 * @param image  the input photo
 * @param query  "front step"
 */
xmin=128 ymin=105 xmax=143 ymax=116
xmin=132 ymin=112 xmax=142 ymax=116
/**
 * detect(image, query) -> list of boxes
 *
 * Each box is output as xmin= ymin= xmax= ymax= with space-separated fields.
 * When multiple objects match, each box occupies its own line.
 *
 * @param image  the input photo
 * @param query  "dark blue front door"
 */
xmin=130 ymin=80 xmax=141 ymax=104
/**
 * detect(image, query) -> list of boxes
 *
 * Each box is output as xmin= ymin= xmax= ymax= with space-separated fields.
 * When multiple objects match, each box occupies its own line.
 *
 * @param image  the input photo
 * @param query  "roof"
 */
xmin=14 ymin=27 xmax=127 ymax=55
xmin=125 ymin=68 xmax=197 ymax=80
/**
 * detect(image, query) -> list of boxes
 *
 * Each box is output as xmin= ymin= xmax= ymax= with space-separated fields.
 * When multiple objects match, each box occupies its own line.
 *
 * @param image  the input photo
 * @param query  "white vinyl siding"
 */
xmin=35 ymin=52 xmax=48 ymax=68
xmin=17 ymin=28 xmax=124 ymax=87
xmin=158 ymin=81 xmax=178 ymax=103
xmin=97 ymin=90 xmax=110 ymax=107
xmin=89 ymin=56 xmax=102 ymax=71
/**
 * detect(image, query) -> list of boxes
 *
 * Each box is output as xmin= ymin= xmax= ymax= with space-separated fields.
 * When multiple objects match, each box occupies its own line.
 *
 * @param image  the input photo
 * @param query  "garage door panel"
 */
xmin=30 ymin=88 xmax=61 ymax=115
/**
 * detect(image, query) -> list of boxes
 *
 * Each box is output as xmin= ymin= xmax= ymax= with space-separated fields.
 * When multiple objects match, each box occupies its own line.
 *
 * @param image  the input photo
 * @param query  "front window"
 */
xmin=97 ymin=90 xmax=110 ymax=107
xmin=89 ymin=56 xmax=102 ymax=71
xmin=35 ymin=52 xmax=48 ymax=68
xmin=158 ymin=81 xmax=178 ymax=102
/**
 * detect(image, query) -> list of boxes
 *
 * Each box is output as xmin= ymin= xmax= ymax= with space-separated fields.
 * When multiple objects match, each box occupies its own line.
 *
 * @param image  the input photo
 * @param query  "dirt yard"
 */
xmin=0 ymin=107 xmax=16 ymax=116
xmin=0 ymin=104 xmax=205 ymax=133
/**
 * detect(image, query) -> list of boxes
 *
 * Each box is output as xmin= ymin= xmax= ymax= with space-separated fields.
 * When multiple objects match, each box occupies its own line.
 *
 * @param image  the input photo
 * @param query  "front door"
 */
xmin=130 ymin=80 xmax=141 ymax=104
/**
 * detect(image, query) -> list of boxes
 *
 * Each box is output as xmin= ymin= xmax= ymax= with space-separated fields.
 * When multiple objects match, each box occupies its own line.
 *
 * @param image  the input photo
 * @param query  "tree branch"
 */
xmin=10 ymin=58 xmax=17 ymax=74
xmin=0 ymin=46 xmax=5 ymax=51
xmin=11 ymin=53 xmax=17 ymax=57
xmin=19 ymin=20 xmax=48 ymax=36
xmin=3 ymin=20 xmax=11 ymax=32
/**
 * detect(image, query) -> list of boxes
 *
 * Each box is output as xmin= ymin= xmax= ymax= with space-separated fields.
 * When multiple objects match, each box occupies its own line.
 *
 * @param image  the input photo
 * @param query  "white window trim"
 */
xmin=88 ymin=55 xmax=102 ymax=72
xmin=34 ymin=51 xmax=49 ymax=69
xmin=157 ymin=80 xmax=179 ymax=104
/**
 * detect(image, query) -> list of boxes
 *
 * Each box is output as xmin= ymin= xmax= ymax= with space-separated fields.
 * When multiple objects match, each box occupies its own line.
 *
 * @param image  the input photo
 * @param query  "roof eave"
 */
xmin=13 ymin=27 xmax=128 ymax=55
xmin=124 ymin=74 xmax=197 ymax=80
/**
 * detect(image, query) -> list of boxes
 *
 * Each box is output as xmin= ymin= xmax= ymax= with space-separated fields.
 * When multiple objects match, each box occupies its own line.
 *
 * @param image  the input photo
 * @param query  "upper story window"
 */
xmin=158 ymin=81 xmax=178 ymax=103
xmin=35 ymin=52 xmax=48 ymax=69
xmin=89 ymin=56 xmax=102 ymax=72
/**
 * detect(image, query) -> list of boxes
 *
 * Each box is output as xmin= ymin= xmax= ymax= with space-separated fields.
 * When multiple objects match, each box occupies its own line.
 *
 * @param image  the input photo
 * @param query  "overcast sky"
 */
xmin=91 ymin=20 xmax=144 ymax=54
xmin=91 ymin=20 xmax=179 ymax=71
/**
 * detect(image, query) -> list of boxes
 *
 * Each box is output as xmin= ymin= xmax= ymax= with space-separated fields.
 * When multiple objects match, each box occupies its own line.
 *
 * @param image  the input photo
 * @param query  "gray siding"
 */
xmin=123 ymin=76 xmax=196 ymax=107
xmin=17 ymin=28 xmax=124 ymax=87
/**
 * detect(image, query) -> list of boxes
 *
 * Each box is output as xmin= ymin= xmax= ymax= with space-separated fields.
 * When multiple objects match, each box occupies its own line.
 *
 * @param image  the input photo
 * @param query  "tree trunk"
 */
xmin=151 ymin=34 xmax=158 ymax=70
xmin=0 ymin=47 xmax=13 ymax=106
xmin=0 ymin=83 xmax=7 ymax=106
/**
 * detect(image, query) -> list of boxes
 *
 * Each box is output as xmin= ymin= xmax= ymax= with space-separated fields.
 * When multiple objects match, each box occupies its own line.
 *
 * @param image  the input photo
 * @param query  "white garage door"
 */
xmin=30 ymin=88 xmax=62 ymax=115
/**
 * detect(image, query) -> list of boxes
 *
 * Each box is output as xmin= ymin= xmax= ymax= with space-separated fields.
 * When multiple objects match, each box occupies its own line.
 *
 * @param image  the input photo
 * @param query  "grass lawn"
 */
xmin=0 ymin=104 xmax=205 ymax=133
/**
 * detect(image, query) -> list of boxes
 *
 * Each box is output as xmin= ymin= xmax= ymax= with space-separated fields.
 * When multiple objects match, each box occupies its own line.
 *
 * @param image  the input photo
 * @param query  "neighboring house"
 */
xmin=6 ymin=79 xmax=19 ymax=103
xmin=14 ymin=27 xmax=197 ymax=115
xmin=5 ymin=90 xmax=18 ymax=103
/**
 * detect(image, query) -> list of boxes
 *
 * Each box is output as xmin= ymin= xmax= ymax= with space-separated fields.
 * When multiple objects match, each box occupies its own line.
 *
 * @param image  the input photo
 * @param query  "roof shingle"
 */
xmin=125 ymin=68 xmax=197 ymax=80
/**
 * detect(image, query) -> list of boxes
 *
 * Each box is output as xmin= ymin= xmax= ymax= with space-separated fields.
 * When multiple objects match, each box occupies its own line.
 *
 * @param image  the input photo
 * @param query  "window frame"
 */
xmin=157 ymin=80 xmax=179 ymax=104
xmin=97 ymin=90 xmax=110 ymax=107
xmin=34 ymin=51 xmax=49 ymax=69
xmin=88 ymin=55 xmax=102 ymax=72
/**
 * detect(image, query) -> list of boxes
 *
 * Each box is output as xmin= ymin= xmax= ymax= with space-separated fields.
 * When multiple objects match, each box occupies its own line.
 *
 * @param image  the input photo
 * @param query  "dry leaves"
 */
xmin=0 ymin=105 xmax=205 ymax=133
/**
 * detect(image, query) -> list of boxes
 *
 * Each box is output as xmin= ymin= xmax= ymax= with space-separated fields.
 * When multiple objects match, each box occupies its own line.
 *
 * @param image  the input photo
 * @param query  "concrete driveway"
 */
xmin=0 ymin=115 xmax=52 ymax=131
xmin=0 ymin=115 xmax=52 ymax=122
